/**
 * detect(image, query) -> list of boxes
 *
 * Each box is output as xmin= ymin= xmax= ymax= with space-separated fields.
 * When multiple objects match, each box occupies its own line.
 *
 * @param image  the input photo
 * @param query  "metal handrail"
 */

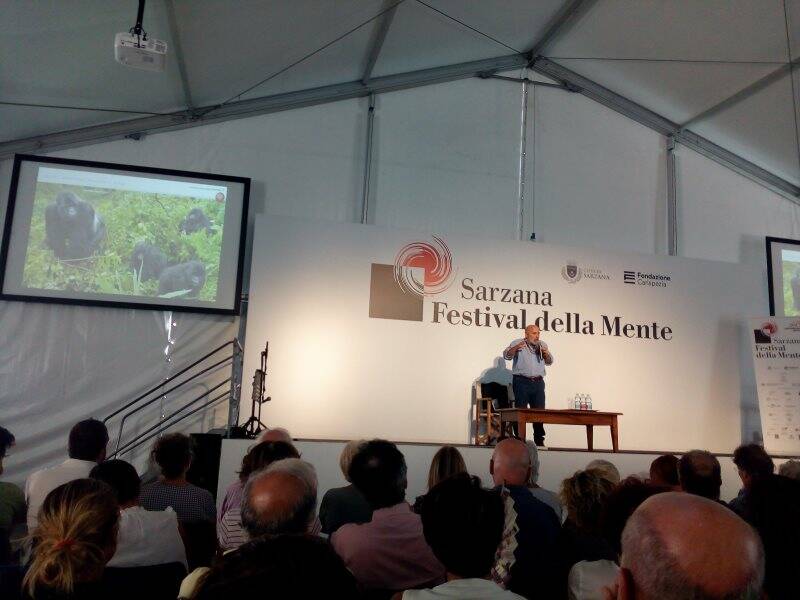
xmin=112 ymin=378 xmax=231 ymax=458
xmin=111 ymin=355 xmax=233 ymax=454
xmin=103 ymin=339 xmax=236 ymax=424
xmin=116 ymin=389 xmax=232 ymax=457
xmin=104 ymin=338 xmax=242 ymax=456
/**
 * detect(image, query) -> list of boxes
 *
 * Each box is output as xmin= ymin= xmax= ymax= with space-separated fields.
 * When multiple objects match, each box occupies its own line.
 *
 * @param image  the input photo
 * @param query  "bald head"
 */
xmin=241 ymin=467 xmax=316 ymax=537
xmin=524 ymin=325 xmax=540 ymax=342
xmin=619 ymin=492 xmax=763 ymax=599
xmin=491 ymin=438 xmax=531 ymax=487
xmin=258 ymin=427 xmax=292 ymax=444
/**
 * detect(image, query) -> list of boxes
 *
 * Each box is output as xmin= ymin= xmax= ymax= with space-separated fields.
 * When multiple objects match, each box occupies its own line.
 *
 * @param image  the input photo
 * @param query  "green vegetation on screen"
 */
xmin=783 ymin=261 xmax=800 ymax=316
xmin=22 ymin=183 xmax=225 ymax=301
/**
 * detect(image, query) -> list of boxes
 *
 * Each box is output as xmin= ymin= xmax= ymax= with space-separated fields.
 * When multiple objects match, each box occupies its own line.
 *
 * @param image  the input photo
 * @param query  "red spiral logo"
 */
xmin=393 ymin=236 xmax=455 ymax=297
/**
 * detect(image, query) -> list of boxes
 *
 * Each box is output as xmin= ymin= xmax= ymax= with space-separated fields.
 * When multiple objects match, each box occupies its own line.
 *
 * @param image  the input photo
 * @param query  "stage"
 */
xmin=217 ymin=438 xmax=750 ymax=508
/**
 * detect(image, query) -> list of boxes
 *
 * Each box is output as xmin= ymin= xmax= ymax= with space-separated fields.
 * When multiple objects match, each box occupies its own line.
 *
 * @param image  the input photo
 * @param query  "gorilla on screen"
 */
xmin=158 ymin=261 xmax=206 ymax=297
xmin=44 ymin=192 xmax=107 ymax=259
xmin=130 ymin=242 xmax=167 ymax=282
xmin=180 ymin=208 xmax=213 ymax=234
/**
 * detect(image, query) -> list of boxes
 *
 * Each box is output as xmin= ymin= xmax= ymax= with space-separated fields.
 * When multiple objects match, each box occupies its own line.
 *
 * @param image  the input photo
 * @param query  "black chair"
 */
xmin=475 ymin=381 xmax=516 ymax=443
xmin=102 ymin=562 xmax=187 ymax=600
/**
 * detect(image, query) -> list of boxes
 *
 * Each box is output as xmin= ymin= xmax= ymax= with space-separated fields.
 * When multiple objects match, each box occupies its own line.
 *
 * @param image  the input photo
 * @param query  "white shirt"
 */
xmin=25 ymin=458 xmax=96 ymax=530
xmin=568 ymin=560 xmax=620 ymax=600
xmin=108 ymin=505 xmax=187 ymax=568
xmin=403 ymin=578 xmax=525 ymax=599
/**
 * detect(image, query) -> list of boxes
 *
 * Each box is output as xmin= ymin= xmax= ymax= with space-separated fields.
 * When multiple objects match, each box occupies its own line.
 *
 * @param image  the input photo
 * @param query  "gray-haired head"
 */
xmin=525 ymin=440 xmax=540 ymax=486
xmin=620 ymin=492 xmax=763 ymax=600
xmin=586 ymin=459 xmax=621 ymax=485
xmin=258 ymin=427 xmax=292 ymax=444
xmin=241 ymin=458 xmax=317 ymax=538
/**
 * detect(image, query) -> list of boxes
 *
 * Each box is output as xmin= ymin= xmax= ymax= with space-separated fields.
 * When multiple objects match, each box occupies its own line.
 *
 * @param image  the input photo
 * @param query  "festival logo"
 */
xmin=369 ymin=236 xmax=455 ymax=321
xmin=561 ymin=261 xmax=582 ymax=283
xmin=754 ymin=321 xmax=778 ymax=344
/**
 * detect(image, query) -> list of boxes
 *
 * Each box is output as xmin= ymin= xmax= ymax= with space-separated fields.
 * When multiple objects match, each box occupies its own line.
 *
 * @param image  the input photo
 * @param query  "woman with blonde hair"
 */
xmin=557 ymin=469 xmax=616 ymax=588
xmin=24 ymin=478 xmax=119 ymax=599
xmin=319 ymin=440 xmax=372 ymax=535
xmin=413 ymin=445 xmax=467 ymax=513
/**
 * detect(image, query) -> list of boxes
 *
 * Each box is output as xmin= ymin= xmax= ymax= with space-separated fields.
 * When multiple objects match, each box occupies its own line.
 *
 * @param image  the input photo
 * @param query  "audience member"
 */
xmin=741 ymin=474 xmax=800 ymax=599
xmin=140 ymin=433 xmax=215 ymax=523
xmin=191 ymin=535 xmax=358 ymax=599
xmin=25 ymin=419 xmax=108 ymax=531
xmin=729 ymin=443 xmax=774 ymax=515
xmin=319 ymin=439 xmax=372 ymax=535
xmin=217 ymin=441 xmax=299 ymax=549
xmin=558 ymin=468 xmax=616 ymax=584
xmin=567 ymin=478 xmax=667 ymax=600
xmin=525 ymin=440 xmax=563 ymax=521
xmin=90 ymin=459 xmax=186 ymax=569
xmin=586 ymin=459 xmax=621 ymax=485
xmin=240 ymin=458 xmax=318 ymax=538
xmin=256 ymin=427 xmax=292 ymax=444
xmin=490 ymin=438 xmax=561 ymax=598
xmin=0 ymin=426 xmax=25 ymax=563
xmin=332 ymin=439 xmax=444 ymax=593
xmin=678 ymin=450 xmax=723 ymax=502
xmin=648 ymin=454 xmax=680 ymax=490
xmin=778 ymin=458 xmax=800 ymax=480
xmin=612 ymin=492 xmax=763 ymax=599
xmin=402 ymin=474 xmax=524 ymax=599
xmin=413 ymin=445 xmax=466 ymax=513
xmin=23 ymin=479 xmax=119 ymax=600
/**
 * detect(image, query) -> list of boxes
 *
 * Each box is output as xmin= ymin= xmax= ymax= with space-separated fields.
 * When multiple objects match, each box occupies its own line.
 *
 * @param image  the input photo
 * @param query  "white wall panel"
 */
xmin=532 ymin=86 xmax=665 ymax=255
xmin=371 ymin=76 xmax=528 ymax=239
xmin=676 ymin=145 xmax=800 ymax=265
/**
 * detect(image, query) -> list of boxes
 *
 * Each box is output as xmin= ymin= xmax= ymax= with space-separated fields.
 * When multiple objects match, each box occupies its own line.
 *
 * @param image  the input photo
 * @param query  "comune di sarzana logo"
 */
xmin=562 ymin=261 xmax=610 ymax=283
xmin=368 ymin=236 xmax=455 ymax=321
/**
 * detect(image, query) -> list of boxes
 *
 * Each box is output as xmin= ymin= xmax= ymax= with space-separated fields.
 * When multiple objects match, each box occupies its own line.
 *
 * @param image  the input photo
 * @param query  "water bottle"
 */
xmin=579 ymin=394 xmax=586 ymax=410
xmin=573 ymin=393 xmax=581 ymax=410
xmin=587 ymin=394 xmax=593 ymax=410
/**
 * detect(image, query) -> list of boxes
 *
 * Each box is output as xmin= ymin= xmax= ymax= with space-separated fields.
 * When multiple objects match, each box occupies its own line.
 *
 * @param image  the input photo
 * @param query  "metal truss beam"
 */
xmin=362 ymin=0 xmax=400 ymax=85
xmin=0 ymin=54 xmax=528 ymax=159
xmin=681 ymin=59 xmax=800 ymax=129
xmin=531 ymin=57 xmax=800 ymax=203
xmin=527 ymin=0 xmax=598 ymax=59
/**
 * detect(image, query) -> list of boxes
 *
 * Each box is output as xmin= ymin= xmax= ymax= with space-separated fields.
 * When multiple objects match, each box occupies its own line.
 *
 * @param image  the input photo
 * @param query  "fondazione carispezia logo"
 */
xmin=623 ymin=269 xmax=671 ymax=288
xmin=368 ymin=236 xmax=455 ymax=321
xmin=561 ymin=261 xmax=611 ymax=283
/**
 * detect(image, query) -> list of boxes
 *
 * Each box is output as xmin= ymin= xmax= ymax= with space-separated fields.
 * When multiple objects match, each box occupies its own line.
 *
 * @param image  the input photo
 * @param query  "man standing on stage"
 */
xmin=503 ymin=325 xmax=554 ymax=447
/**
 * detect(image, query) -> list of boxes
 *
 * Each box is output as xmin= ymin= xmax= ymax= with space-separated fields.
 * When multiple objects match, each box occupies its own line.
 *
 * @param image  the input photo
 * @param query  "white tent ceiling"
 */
xmin=1 ymin=0 xmax=799 ymax=191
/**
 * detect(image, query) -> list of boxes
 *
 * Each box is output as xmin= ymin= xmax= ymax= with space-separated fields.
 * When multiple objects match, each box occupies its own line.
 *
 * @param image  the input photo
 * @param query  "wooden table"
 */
xmin=498 ymin=409 xmax=622 ymax=452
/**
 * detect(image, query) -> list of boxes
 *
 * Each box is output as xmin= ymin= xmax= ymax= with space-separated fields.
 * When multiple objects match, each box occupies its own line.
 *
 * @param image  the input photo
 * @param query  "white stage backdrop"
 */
xmin=244 ymin=216 xmax=766 ymax=452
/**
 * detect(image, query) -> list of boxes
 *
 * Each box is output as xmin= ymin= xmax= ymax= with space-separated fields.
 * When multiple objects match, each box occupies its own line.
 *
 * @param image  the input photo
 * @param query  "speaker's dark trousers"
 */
xmin=512 ymin=375 xmax=546 ymax=443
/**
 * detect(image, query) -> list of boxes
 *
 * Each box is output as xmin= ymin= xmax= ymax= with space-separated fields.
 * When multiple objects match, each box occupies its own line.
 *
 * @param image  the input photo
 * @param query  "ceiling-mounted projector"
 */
xmin=114 ymin=32 xmax=167 ymax=72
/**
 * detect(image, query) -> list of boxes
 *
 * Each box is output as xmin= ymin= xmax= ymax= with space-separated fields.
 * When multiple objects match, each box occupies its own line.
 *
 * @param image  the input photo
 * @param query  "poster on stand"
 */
xmin=750 ymin=317 xmax=800 ymax=455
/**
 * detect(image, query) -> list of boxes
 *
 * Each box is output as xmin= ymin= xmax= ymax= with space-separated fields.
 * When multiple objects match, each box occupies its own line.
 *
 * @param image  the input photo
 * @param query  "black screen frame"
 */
xmin=766 ymin=235 xmax=800 ymax=317
xmin=0 ymin=154 xmax=250 ymax=316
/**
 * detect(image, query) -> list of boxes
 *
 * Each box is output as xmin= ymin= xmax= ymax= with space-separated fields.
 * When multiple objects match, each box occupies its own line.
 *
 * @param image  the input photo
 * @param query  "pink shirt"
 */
xmin=332 ymin=502 xmax=445 ymax=591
